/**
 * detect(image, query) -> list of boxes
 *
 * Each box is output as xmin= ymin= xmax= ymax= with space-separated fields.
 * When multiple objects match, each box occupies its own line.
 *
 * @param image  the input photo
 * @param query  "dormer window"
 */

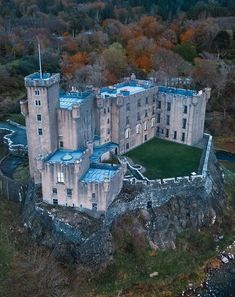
xmin=35 ymin=90 xmax=40 ymax=96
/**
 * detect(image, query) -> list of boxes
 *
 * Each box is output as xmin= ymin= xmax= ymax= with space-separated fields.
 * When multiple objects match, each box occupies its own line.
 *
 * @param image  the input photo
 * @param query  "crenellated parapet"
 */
xmin=24 ymin=73 xmax=60 ymax=88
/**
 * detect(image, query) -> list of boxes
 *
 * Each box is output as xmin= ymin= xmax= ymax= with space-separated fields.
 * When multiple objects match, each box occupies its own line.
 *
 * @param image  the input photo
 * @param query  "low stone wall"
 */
xmin=0 ymin=120 xmax=27 ymax=154
xmin=122 ymin=134 xmax=212 ymax=188
xmin=105 ymin=134 xmax=216 ymax=225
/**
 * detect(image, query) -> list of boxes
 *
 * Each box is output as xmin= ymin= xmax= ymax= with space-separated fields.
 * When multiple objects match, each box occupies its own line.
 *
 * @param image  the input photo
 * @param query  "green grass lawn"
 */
xmin=125 ymin=138 xmax=202 ymax=179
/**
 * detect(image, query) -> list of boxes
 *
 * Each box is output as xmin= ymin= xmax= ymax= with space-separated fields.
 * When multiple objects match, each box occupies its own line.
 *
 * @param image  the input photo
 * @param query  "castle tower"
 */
xmin=22 ymin=72 xmax=60 ymax=183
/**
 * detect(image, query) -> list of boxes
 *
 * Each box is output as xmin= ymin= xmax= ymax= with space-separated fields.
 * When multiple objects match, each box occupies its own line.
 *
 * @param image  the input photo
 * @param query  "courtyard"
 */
xmin=125 ymin=138 xmax=202 ymax=179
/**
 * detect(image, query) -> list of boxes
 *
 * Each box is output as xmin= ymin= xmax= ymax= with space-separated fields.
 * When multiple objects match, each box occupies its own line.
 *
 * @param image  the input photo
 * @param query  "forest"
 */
xmin=0 ymin=0 xmax=235 ymax=136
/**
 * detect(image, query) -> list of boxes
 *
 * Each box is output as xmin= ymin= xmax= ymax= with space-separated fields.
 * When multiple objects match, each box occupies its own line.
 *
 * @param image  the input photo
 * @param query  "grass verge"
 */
xmin=125 ymin=138 xmax=202 ymax=179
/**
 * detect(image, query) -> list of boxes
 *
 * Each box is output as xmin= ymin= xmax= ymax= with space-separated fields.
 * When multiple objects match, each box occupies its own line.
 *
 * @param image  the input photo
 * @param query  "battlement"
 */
xmin=100 ymin=79 xmax=155 ymax=98
xmin=159 ymin=86 xmax=197 ymax=97
xmin=24 ymin=72 xmax=60 ymax=87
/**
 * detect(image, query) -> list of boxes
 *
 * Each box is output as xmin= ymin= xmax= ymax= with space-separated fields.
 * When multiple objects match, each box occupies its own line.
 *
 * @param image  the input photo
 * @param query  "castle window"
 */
xmin=157 ymin=113 xmax=161 ymax=124
xmin=107 ymin=118 xmax=110 ymax=124
xmin=182 ymin=133 xmax=185 ymax=142
xmin=182 ymin=118 xmax=187 ymax=129
xmin=107 ymin=107 xmax=110 ymax=112
xmin=152 ymin=107 xmax=155 ymax=115
xmin=174 ymin=131 xmax=177 ymax=140
xmin=166 ymin=129 xmax=169 ymax=138
xmin=107 ymin=128 xmax=110 ymax=134
xmin=126 ymin=103 xmax=130 ymax=111
xmin=153 ymin=96 xmax=156 ymax=103
xmin=167 ymin=102 xmax=171 ymax=112
xmin=53 ymin=199 xmax=58 ymax=205
xmin=67 ymin=188 xmax=72 ymax=197
xmin=157 ymin=126 xmax=160 ymax=133
xmin=126 ymin=143 xmax=129 ymax=150
xmin=38 ymin=128 xmax=43 ymax=136
xmin=104 ymin=108 xmax=106 ymax=114
xmin=35 ymin=100 xmax=41 ymax=106
xmin=147 ymin=201 xmax=152 ymax=209
xmin=57 ymin=172 xmax=64 ymax=183
xmin=144 ymin=134 xmax=147 ymax=141
xmin=34 ymin=90 xmax=40 ymax=96
xmin=37 ymin=114 xmax=42 ymax=121
xmin=137 ymin=112 xmax=140 ymax=121
xmin=92 ymin=203 xmax=97 ymax=211
xmin=151 ymin=118 xmax=155 ymax=128
xmin=137 ymin=99 xmax=141 ymax=107
xmin=166 ymin=115 xmax=170 ymax=125
xmin=145 ymin=109 xmax=148 ymax=117
xmin=144 ymin=121 xmax=147 ymax=131
xmin=60 ymin=141 xmax=64 ymax=148
xmin=146 ymin=97 xmax=148 ymax=104
xmin=136 ymin=124 xmax=141 ymax=134
xmin=92 ymin=193 xmax=96 ymax=199
xmin=157 ymin=100 xmax=161 ymax=109
xmin=125 ymin=128 xmax=130 ymax=139
xmin=184 ymin=105 xmax=188 ymax=114
xmin=52 ymin=188 xmax=57 ymax=194
xmin=126 ymin=116 xmax=129 ymax=125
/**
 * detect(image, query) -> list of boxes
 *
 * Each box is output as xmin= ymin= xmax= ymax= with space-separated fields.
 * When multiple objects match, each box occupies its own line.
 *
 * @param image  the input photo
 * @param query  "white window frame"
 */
xmin=136 ymin=124 xmax=141 ymax=134
xmin=151 ymin=118 xmax=155 ymax=128
xmin=35 ymin=99 xmax=41 ymax=106
xmin=57 ymin=171 xmax=64 ymax=183
xmin=125 ymin=128 xmax=130 ymax=139
xmin=144 ymin=121 xmax=147 ymax=131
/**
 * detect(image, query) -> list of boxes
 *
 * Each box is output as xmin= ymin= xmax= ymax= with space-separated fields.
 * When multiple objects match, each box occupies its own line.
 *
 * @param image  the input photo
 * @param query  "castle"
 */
xmin=20 ymin=72 xmax=210 ymax=214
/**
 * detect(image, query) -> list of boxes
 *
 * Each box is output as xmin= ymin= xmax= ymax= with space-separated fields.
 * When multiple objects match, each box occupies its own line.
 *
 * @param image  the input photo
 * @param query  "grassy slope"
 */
xmin=0 ymin=162 xmax=234 ymax=297
xmin=125 ymin=138 xmax=202 ymax=179
xmin=0 ymin=198 xmax=72 ymax=297
xmin=76 ymin=161 xmax=235 ymax=297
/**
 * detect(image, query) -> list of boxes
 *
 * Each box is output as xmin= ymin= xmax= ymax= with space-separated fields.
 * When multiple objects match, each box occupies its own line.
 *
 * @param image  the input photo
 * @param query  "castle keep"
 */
xmin=21 ymin=72 xmax=210 ymax=213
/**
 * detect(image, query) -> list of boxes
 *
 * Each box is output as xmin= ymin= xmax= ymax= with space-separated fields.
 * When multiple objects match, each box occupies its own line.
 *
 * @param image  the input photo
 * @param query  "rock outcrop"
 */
xmin=23 ymin=149 xmax=226 ymax=270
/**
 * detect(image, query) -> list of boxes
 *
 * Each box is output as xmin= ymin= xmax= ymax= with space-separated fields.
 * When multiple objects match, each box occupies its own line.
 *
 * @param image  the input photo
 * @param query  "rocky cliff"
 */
xmin=23 ymin=149 xmax=226 ymax=270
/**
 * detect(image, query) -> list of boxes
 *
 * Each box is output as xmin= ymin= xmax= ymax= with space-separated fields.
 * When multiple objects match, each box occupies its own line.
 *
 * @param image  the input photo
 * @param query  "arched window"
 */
xmin=144 ymin=121 xmax=147 ymax=131
xmin=136 ymin=124 xmax=141 ymax=134
xmin=125 ymin=128 xmax=130 ymax=139
xmin=151 ymin=118 xmax=155 ymax=128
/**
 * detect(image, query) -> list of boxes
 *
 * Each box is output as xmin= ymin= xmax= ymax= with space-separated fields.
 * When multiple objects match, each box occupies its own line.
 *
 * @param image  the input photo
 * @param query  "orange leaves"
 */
xmin=63 ymin=36 xmax=77 ymax=53
xmin=127 ymin=36 xmax=157 ymax=72
xmin=61 ymin=52 xmax=89 ymax=76
xmin=139 ymin=16 xmax=162 ymax=39
xmin=180 ymin=28 xmax=195 ymax=44
xmin=134 ymin=56 xmax=152 ymax=72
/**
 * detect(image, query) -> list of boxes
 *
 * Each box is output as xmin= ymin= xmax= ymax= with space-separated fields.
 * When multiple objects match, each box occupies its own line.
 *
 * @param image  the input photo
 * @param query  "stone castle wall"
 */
xmin=105 ymin=134 xmax=214 ymax=224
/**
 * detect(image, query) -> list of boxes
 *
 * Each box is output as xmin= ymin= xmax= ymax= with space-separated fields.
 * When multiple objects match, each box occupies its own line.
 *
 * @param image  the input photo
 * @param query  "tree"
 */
xmin=102 ymin=42 xmax=128 ymax=80
xmin=139 ymin=16 xmax=163 ymax=39
xmin=151 ymin=47 xmax=192 ymax=84
xmin=127 ymin=36 xmax=157 ymax=72
xmin=69 ymin=63 xmax=104 ymax=89
xmin=61 ymin=51 xmax=89 ymax=77
xmin=173 ymin=43 xmax=197 ymax=63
